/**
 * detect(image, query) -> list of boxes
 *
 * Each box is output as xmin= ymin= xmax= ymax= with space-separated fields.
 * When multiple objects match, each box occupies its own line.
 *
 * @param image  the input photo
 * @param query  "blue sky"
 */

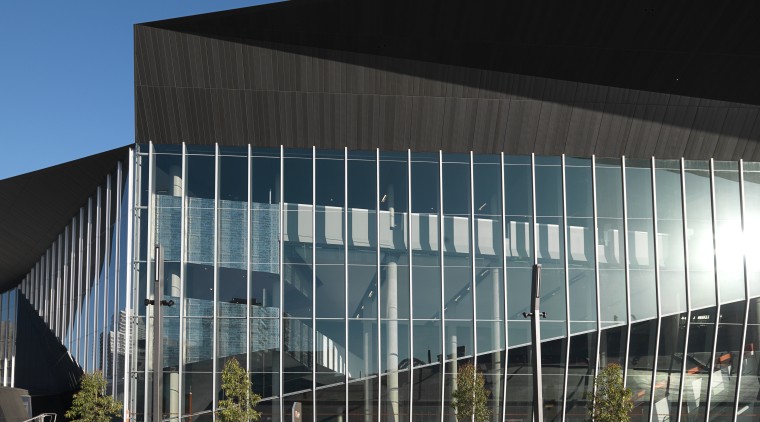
xmin=0 ymin=0 xmax=273 ymax=179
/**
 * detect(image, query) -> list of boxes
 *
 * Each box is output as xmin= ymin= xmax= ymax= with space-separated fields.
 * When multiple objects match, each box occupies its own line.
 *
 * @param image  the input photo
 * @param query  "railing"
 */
xmin=21 ymin=413 xmax=56 ymax=422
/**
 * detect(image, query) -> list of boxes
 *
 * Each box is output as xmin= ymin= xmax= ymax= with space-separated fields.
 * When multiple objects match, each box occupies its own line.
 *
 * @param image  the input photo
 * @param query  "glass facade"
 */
xmin=8 ymin=144 xmax=760 ymax=422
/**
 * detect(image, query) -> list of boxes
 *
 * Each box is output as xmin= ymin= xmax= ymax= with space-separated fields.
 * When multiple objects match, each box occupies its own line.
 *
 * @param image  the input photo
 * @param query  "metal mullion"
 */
xmin=621 ymin=156 xmax=632 ymax=385
xmin=376 ymin=147 xmax=382 ymax=422
xmin=69 ymin=217 xmax=77 ymax=352
xmin=704 ymin=158 xmax=722 ymax=421
xmin=112 ymin=162 xmax=123 ymax=396
xmin=343 ymin=147 xmax=349 ymax=421
xmin=77 ymin=206 xmax=85 ymax=365
xmin=732 ymin=159 xmax=751 ymax=422
xmin=501 ymin=152 xmax=509 ymax=422
xmin=561 ymin=155 xmax=571 ymax=422
xmin=279 ymin=145 xmax=284 ymax=418
xmin=123 ymin=149 xmax=135 ymax=420
xmin=63 ymin=226 xmax=70 ymax=345
xmin=648 ymin=158 xmax=664 ymax=422
xmin=407 ymin=148 xmax=414 ymax=422
xmin=11 ymin=288 xmax=17 ymax=387
xmin=143 ymin=143 xmax=155 ymax=418
xmin=46 ymin=248 xmax=51 ymax=324
xmin=470 ymin=152 xmax=478 ymax=372
xmin=439 ymin=150 xmax=446 ymax=422
xmin=246 ymin=144 xmax=252 ymax=378
xmin=591 ymin=156 xmax=603 ymax=406
xmin=212 ymin=143 xmax=220 ymax=419
xmin=312 ymin=146 xmax=317 ymax=422
xmin=676 ymin=158 xmax=692 ymax=422
xmin=93 ymin=186 xmax=102 ymax=371
xmin=58 ymin=234 xmax=64 ymax=339
xmin=102 ymin=176 xmax=111 ymax=378
xmin=85 ymin=196 xmax=93 ymax=371
xmin=530 ymin=153 xmax=539 ymax=420
xmin=178 ymin=143 xmax=187 ymax=417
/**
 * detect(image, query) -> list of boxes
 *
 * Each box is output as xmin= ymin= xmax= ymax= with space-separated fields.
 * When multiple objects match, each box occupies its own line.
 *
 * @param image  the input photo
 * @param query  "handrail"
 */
xmin=20 ymin=413 xmax=57 ymax=422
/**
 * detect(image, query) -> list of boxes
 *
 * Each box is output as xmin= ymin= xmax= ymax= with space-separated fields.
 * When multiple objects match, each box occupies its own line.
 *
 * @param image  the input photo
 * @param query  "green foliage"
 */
xmin=451 ymin=363 xmax=491 ymax=422
xmin=65 ymin=371 xmax=122 ymax=422
xmin=587 ymin=363 xmax=633 ymax=422
xmin=218 ymin=357 xmax=261 ymax=422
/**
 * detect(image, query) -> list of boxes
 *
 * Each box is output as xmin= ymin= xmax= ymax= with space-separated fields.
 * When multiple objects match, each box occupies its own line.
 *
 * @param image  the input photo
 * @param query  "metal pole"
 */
xmin=529 ymin=263 xmax=543 ymax=422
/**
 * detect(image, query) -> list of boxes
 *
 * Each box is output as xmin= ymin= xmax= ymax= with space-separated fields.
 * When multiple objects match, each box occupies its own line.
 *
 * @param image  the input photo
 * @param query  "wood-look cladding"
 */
xmin=0 ymin=146 xmax=128 ymax=289
xmin=134 ymin=24 xmax=760 ymax=160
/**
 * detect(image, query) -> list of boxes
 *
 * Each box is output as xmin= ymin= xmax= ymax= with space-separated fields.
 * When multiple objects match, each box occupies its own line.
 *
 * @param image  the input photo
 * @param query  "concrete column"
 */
xmin=491 ymin=268 xmax=502 ymax=421
xmin=171 ymin=165 xmax=182 ymax=197
xmin=168 ymin=271 xmax=180 ymax=420
xmin=386 ymin=260 xmax=399 ymax=422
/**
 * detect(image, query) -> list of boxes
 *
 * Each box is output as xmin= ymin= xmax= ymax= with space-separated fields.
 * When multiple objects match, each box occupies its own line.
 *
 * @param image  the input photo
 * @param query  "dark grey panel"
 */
xmin=134 ymin=11 xmax=760 ymax=160
xmin=0 ymin=147 xmax=128 ymax=290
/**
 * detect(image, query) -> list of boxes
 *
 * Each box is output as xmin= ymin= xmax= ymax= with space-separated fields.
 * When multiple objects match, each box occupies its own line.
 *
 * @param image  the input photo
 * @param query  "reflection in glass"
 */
xmin=709 ymin=301 xmax=744 ymax=419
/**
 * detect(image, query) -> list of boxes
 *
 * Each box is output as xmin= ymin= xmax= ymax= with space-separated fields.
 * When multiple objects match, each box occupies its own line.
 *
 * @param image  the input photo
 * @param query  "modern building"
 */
xmin=4 ymin=1 xmax=760 ymax=421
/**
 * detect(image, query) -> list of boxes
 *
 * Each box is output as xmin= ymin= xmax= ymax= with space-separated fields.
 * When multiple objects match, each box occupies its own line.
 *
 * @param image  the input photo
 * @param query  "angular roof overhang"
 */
xmin=0 ymin=146 xmax=130 ymax=291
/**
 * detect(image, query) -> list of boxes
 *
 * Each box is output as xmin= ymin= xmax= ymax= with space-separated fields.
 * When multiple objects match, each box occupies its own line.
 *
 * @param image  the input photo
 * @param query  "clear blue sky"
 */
xmin=0 ymin=0 xmax=273 ymax=180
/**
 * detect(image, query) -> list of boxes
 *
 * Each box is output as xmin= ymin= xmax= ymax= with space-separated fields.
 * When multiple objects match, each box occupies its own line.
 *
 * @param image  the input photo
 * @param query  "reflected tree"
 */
xmin=218 ymin=357 xmax=261 ymax=422
xmin=451 ymin=363 xmax=491 ymax=422
xmin=587 ymin=363 xmax=632 ymax=422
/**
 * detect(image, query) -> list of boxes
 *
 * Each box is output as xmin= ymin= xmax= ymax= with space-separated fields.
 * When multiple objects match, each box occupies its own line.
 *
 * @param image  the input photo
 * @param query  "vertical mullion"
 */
xmin=407 ymin=149 xmax=414 ymax=422
xmin=63 ymin=226 xmax=70 ymax=347
xmin=77 ymin=206 xmax=85 ymax=366
xmin=246 ymin=144 xmax=252 ymax=376
xmin=561 ymin=155 xmax=571 ymax=422
xmin=56 ymin=236 xmax=61 ymax=339
xmin=85 ymin=196 xmax=92 ymax=371
xmin=530 ymin=152 xmax=538 ymax=420
xmin=123 ymin=149 xmax=135 ymax=420
xmin=732 ymin=159 xmax=751 ymax=422
xmin=591 ymin=156 xmax=603 ymax=402
xmin=470 ymin=152 xmax=478 ymax=371
xmin=312 ymin=146 xmax=317 ymax=422
xmin=70 ymin=217 xmax=77 ymax=352
xmin=143 ymin=143 xmax=155 ymax=418
xmin=212 ymin=143 xmax=220 ymax=419
xmin=501 ymin=152 xmax=509 ymax=422
xmin=648 ymin=158 xmax=663 ymax=422
xmin=439 ymin=150 xmax=446 ymax=422
xmin=278 ymin=145 xmax=284 ymax=419
xmin=704 ymin=158 xmax=722 ymax=421
xmin=112 ymin=162 xmax=122 ymax=396
xmin=102 ymin=176 xmax=111 ymax=372
xmin=621 ymin=156 xmax=632 ymax=385
xmin=344 ymin=147 xmax=349 ymax=421
xmin=93 ymin=186 xmax=102 ymax=371
xmin=676 ymin=158 xmax=692 ymax=421
xmin=376 ymin=147 xmax=382 ymax=422
xmin=178 ymin=144 xmax=187 ymax=416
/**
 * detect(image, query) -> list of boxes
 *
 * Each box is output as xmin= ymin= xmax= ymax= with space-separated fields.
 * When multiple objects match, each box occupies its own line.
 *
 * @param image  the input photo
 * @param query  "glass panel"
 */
xmin=626 ymin=159 xmax=656 ymax=322
xmin=745 ymin=170 xmax=760 ymax=297
xmin=684 ymin=163 xmax=716 ymax=309
xmin=626 ymin=319 xmax=657 ymax=421
xmin=411 ymin=365 xmax=442 ymax=420
xmin=738 ymin=297 xmax=760 ymax=420
xmin=283 ymin=152 xmax=313 ymax=319
xmin=709 ymin=301 xmax=744 ymax=419
xmin=505 ymin=344 xmax=533 ymax=421
xmin=541 ymin=337 xmax=566 ymax=421
xmin=283 ymin=317 xmax=313 ymax=394
xmin=566 ymin=158 xmax=596 ymax=335
xmin=596 ymin=159 xmax=627 ymax=328
xmin=683 ymin=306 xmax=716 ymax=421
xmin=505 ymin=156 xmax=534 ymax=348
xmin=714 ymin=166 xmax=744 ymax=304
xmin=655 ymin=162 xmax=687 ymax=315
xmin=314 ymin=319 xmax=346 ymax=387
xmin=565 ymin=332 xmax=597 ymax=421
xmin=651 ymin=313 xmax=687 ymax=421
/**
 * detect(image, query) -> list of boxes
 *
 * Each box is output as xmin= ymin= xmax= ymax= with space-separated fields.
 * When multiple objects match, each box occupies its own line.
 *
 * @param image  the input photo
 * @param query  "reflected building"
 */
xmin=4 ymin=1 xmax=760 ymax=422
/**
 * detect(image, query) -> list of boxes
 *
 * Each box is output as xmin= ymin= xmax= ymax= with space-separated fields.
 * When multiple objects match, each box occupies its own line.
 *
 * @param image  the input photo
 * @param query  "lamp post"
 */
xmin=523 ymin=264 xmax=545 ymax=421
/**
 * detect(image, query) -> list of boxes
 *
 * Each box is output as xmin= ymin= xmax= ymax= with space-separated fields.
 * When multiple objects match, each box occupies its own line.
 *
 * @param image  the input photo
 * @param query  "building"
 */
xmin=3 ymin=0 xmax=760 ymax=421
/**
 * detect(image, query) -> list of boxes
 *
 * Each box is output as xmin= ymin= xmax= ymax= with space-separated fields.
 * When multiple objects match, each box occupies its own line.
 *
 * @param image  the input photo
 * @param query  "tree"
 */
xmin=217 ymin=357 xmax=261 ymax=422
xmin=451 ymin=362 xmax=491 ymax=422
xmin=587 ymin=363 xmax=633 ymax=422
xmin=65 ymin=371 xmax=122 ymax=422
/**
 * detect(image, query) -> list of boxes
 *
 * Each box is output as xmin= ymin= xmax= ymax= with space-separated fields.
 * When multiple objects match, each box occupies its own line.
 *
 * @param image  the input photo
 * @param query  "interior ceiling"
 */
xmin=145 ymin=0 xmax=760 ymax=106
xmin=0 ymin=146 xmax=129 ymax=290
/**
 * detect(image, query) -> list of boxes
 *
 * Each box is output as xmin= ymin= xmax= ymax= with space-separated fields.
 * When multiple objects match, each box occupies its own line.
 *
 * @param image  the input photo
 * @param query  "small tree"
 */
xmin=65 ymin=371 xmax=122 ymax=422
xmin=587 ymin=363 xmax=633 ymax=422
xmin=218 ymin=357 xmax=261 ymax=422
xmin=451 ymin=363 xmax=491 ymax=422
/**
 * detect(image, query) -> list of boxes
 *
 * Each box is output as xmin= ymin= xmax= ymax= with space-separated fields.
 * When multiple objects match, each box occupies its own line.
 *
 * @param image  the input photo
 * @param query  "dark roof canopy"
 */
xmin=145 ymin=0 xmax=760 ymax=106
xmin=0 ymin=146 xmax=129 ymax=291
xmin=135 ymin=0 xmax=760 ymax=159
